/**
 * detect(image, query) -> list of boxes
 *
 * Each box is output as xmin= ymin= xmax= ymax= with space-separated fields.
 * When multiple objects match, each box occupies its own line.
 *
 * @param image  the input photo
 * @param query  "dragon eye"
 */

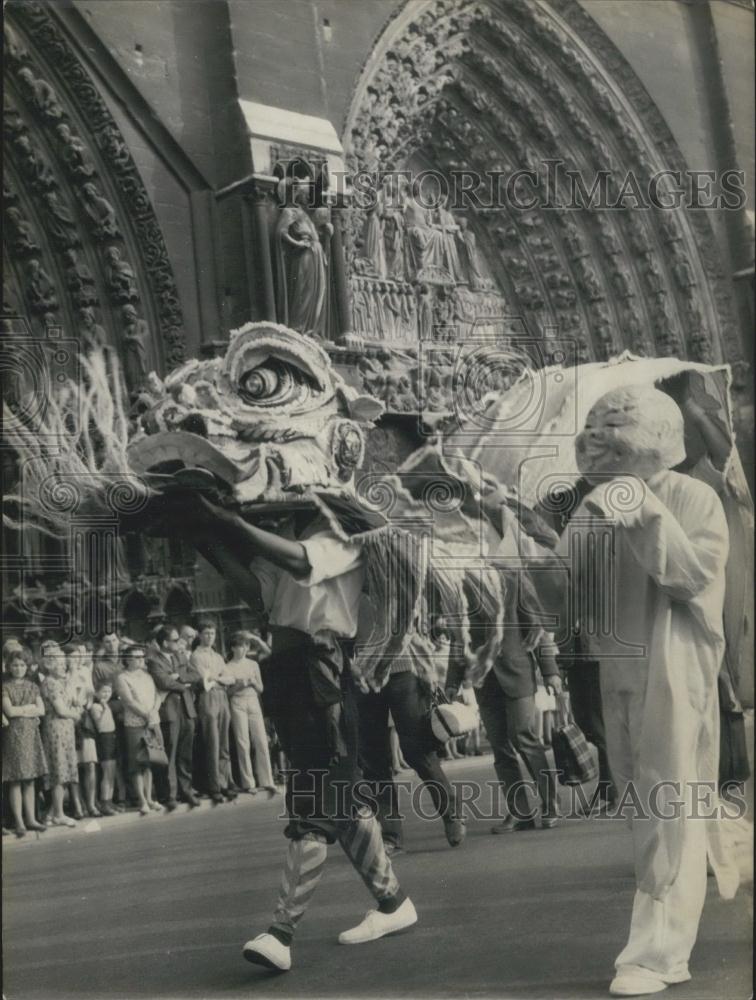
xmin=240 ymin=367 xmax=281 ymax=401
xmin=237 ymin=358 xmax=315 ymax=408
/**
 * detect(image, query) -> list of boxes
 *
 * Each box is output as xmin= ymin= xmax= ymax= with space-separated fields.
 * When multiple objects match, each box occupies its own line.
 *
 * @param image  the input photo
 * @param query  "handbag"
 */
xmin=551 ymin=693 xmax=598 ymax=786
xmin=429 ymin=687 xmax=479 ymax=744
xmin=137 ymin=725 xmax=169 ymax=769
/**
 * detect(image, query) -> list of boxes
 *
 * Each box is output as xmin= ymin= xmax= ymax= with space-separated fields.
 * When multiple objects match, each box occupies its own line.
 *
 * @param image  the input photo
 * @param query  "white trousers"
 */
xmin=603 ymin=690 xmax=708 ymax=981
xmin=230 ymin=691 xmax=274 ymax=790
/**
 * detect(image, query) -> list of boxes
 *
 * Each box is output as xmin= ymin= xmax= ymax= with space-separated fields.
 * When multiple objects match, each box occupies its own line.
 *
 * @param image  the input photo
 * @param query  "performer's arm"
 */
xmin=584 ymin=476 xmax=729 ymax=602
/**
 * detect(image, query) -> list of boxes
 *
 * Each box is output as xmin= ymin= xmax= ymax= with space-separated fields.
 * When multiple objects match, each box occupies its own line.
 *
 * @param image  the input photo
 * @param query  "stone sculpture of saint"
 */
xmin=273 ymin=178 xmax=328 ymax=338
xmin=64 ymin=249 xmax=98 ymax=307
xmin=105 ymin=246 xmax=139 ymax=304
xmin=383 ymin=175 xmax=407 ymax=281
xmin=435 ymin=197 xmax=463 ymax=282
xmin=417 ymin=283 xmax=434 ymax=341
xmin=79 ymin=182 xmax=120 ymax=241
xmin=458 ymin=218 xmax=487 ymax=290
xmin=56 ymin=123 xmax=96 ymax=180
xmin=403 ymin=183 xmax=436 ymax=280
xmin=363 ymin=187 xmax=387 ymax=278
xmin=25 ymin=259 xmax=58 ymax=314
xmin=77 ymin=306 xmax=106 ymax=353
xmin=120 ymin=303 xmax=149 ymax=393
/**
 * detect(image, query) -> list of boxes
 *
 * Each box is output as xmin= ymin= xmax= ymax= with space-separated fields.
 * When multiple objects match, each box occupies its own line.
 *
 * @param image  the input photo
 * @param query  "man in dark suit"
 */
xmin=447 ymin=584 xmax=562 ymax=832
xmin=146 ymin=625 xmax=200 ymax=809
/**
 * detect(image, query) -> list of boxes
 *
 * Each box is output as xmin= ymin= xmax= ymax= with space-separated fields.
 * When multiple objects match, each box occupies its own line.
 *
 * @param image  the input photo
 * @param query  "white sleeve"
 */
xmin=296 ymin=533 xmax=363 ymax=587
xmin=585 ymin=476 xmax=729 ymax=602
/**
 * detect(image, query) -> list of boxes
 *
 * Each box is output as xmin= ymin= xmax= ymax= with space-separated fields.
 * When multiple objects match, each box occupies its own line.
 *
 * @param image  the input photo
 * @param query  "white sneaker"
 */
xmin=338 ymin=897 xmax=417 ymax=945
xmin=242 ymin=932 xmax=291 ymax=971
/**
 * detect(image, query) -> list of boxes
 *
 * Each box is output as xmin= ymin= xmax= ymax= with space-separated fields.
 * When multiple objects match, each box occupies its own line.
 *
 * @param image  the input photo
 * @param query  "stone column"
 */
xmin=330 ymin=205 xmax=353 ymax=337
xmin=243 ymin=183 xmax=276 ymax=322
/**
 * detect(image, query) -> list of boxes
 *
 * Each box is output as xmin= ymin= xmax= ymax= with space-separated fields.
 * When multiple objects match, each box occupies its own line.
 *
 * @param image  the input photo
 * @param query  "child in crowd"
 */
xmin=66 ymin=643 xmax=100 ymax=817
xmin=2 ymin=653 xmax=48 ymax=837
xmin=90 ymin=683 xmax=118 ymax=816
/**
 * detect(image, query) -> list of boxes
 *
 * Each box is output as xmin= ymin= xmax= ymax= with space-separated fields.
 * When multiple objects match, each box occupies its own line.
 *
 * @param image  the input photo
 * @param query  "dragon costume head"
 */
xmin=128 ymin=322 xmax=383 ymax=505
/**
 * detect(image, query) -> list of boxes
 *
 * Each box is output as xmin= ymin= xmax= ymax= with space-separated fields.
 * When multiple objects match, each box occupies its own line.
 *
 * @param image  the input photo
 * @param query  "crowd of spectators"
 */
xmin=1 ymin=622 xmax=285 ymax=837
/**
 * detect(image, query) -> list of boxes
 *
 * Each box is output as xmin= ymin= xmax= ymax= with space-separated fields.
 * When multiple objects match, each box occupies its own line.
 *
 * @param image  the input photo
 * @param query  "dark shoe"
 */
xmin=222 ymin=787 xmax=238 ymax=800
xmin=211 ymin=793 xmax=225 ymax=805
xmin=185 ymin=794 xmax=201 ymax=808
xmin=165 ymin=800 xmax=178 ymax=813
xmin=443 ymin=816 xmax=466 ymax=847
xmin=491 ymin=817 xmax=536 ymax=834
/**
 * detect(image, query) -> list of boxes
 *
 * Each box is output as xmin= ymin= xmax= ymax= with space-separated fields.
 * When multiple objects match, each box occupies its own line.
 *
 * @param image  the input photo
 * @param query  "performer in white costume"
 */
xmin=558 ymin=384 xmax=740 ymax=997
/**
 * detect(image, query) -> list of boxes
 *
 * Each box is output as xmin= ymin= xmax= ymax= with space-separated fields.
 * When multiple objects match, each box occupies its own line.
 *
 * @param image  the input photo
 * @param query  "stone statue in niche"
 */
xmin=79 ymin=182 xmax=120 ymax=241
xmin=351 ymin=278 xmax=368 ymax=333
xmin=4 ymin=22 xmax=29 ymax=65
xmin=383 ymin=176 xmax=407 ymax=281
xmin=435 ymin=195 xmax=463 ymax=282
xmin=104 ymin=246 xmax=139 ymax=304
xmin=399 ymin=286 xmax=416 ymax=339
xmin=363 ymin=188 xmax=387 ymax=278
xmin=273 ymin=178 xmax=329 ymax=338
xmin=5 ymin=206 xmax=39 ymax=257
xmin=77 ymin=306 xmax=106 ymax=352
xmin=40 ymin=189 xmax=81 ymax=250
xmin=64 ymin=249 xmax=98 ymax=307
xmin=96 ymin=125 xmax=132 ymax=173
xmin=16 ymin=66 xmax=64 ymax=122
xmin=13 ymin=134 xmax=56 ymax=191
xmin=670 ymin=247 xmax=696 ymax=289
xmin=25 ymin=258 xmax=58 ymax=314
xmin=403 ymin=181 xmax=447 ymax=282
xmin=417 ymin=283 xmax=434 ymax=341
xmin=120 ymin=303 xmax=149 ymax=393
xmin=55 ymin=123 xmax=96 ymax=180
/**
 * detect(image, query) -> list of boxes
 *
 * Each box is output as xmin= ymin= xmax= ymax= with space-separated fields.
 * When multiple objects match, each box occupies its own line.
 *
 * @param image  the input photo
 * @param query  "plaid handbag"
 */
xmin=551 ymin=693 xmax=598 ymax=786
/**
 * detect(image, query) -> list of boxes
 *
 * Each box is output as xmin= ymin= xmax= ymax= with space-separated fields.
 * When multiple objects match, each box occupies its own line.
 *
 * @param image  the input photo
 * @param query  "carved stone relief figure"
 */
xmin=417 ymin=283 xmax=434 ymax=341
xmin=25 ymin=258 xmax=58 ymax=314
xmin=96 ymin=125 xmax=133 ymax=173
xmin=104 ymin=246 xmax=139 ymax=304
xmin=13 ymin=133 xmax=56 ymax=191
xmin=435 ymin=196 xmax=463 ymax=282
xmin=40 ymin=189 xmax=81 ymax=249
xmin=64 ymin=248 xmax=98 ymax=307
xmin=55 ymin=123 xmax=96 ymax=180
xmin=120 ymin=303 xmax=149 ymax=393
xmin=404 ymin=181 xmax=447 ymax=282
xmin=76 ymin=305 xmax=106 ymax=352
xmin=16 ymin=66 xmax=65 ymax=122
xmin=383 ymin=175 xmax=407 ymax=280
xmin=363 ymin=186 xmax=387 ymax=278
xmin=273 ymin=178 xmax=328 ymax=338
xmin=79 ymin=182 xmax=121 ymax=241
xmin=5 ymin=205 xmax=39 ymax=257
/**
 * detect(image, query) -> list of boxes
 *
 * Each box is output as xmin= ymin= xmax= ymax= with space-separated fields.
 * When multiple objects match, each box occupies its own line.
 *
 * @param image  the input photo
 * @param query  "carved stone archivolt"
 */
xmin=342 ymin=0 xmax=742 ymax=397
xmin=2 ymin=1 xmax=186 ymax=387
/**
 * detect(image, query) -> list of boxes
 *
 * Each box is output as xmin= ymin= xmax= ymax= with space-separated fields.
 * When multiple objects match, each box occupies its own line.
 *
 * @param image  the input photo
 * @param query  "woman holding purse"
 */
xmin=115 ymin=645 xmax=164 ymax=816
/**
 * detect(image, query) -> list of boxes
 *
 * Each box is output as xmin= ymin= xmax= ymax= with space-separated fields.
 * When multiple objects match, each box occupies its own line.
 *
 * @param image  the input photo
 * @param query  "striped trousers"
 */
xmin=270 ymin=809 xmax=399 ymax=939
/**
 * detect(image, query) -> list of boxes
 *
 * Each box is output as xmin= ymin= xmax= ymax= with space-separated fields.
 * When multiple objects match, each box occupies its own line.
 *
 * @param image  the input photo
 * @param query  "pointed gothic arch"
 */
xmin=3 ymin=2 xmax=186 ymax=388
xmin=343 ymin=0 xmax=741 ymax=367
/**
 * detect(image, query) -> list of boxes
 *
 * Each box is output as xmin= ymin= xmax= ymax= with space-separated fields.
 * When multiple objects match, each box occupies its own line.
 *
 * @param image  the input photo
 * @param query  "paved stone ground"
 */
xmin=2 ymin=757 xmax=752 ymax=1000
